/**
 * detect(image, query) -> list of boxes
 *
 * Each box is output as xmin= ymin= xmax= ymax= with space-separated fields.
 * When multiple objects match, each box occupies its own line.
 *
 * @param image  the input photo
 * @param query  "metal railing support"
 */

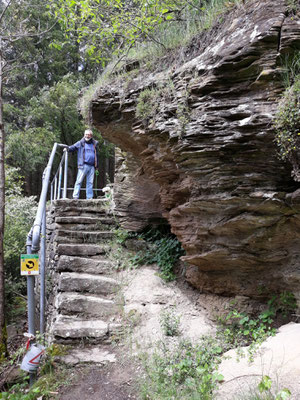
xmin=40 ymin=208 xmax=46 ymax=337
xmin=57 ymin=162 xmax=63 ymax=200
xmin=26 ymin=228 xmax=35 ymax=336
xmin=25 ymin=227 xmax=36 ymax=385
xmin=63 ymin=151 xmax=68 ymax=199
xmin=54 ymin=176 xmax=57 ymax=201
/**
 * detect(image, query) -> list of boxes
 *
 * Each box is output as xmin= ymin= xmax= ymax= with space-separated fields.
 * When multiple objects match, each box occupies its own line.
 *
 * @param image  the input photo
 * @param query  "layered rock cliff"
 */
xmin=90 ymin=0 xmax=300 ymax=300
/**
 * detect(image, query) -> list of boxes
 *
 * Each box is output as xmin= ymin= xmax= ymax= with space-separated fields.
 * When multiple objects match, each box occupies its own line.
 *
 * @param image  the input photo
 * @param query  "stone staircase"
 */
xmin=46 ymin=199 xmax=122 ymax=352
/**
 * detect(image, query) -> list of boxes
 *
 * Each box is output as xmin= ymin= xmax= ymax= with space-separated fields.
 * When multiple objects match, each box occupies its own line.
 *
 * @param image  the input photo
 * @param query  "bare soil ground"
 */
xmin=57 ymin=354 xmax=139 ymax=400
xmin=55 ymin=265 xmax=232 ymax=400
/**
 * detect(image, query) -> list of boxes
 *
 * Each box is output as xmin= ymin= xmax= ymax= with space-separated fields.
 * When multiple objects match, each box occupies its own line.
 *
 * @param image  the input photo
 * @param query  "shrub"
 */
xmin=140 ymin=337 xmax=224 ymax=400
xmin=131 ymin=227 xmax=185 ymax=281
xmin=274 ymin=74 xmax=300 ymax=181
xmin=160 ymin=310 xmax=181 ymax=336
xmin=4 ymin=166 xmax=37 ymax=321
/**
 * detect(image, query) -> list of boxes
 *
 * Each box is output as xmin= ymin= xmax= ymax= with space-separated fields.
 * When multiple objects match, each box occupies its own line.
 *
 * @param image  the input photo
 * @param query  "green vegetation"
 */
xmin=287 ymin=0 xmax=300 ymax=13
xmin=136 ymin=88 xmax=160 ymax=121
xmin=4 ymin=167 xmax=37 ymax=322
xmin=274 ymin=73 xmax=300 ymax=180
xmin=50 ymin=0 xmax=242 ymax=68
xmin=217 ymin=308 xmax=276 ymax=360
xmin=110 ymin=226 xmax=185 ymax=280
xmin=160 ymin=309 xmax=181 ymax=337
xmin=136 ymin=81 xmax=176 ymax=122
xmin=140 ymin=291 xmax=296 ymax=399
xmin=0 ymin=344 xmax=68 ymax=399
xmin=131 ymin=227 xmax=185 ymax=281
xmin=217 ymin=291 xmax=297 ymax=360
xmin=140 ymin=337 xmax=224 ymax=400
xmin=237 ymin=375 xmax=291 ymax=400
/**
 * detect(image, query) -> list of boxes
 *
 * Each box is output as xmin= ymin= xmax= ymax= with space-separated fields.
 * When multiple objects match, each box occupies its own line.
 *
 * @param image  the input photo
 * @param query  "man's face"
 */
xmin=84 ymin=131 xmax=93 ymax=141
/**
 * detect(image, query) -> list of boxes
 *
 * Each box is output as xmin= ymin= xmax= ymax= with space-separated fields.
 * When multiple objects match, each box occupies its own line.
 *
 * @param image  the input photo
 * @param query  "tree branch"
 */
xmin=0 ymin=0 xmax=13 ymax=25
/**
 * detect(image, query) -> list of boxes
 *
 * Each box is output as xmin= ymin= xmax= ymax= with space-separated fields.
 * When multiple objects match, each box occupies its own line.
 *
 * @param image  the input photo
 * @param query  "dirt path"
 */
xmin=55 ymin=265 xmax=229 ymax=400
xmin=57 ymin=357 xmax=139 ymax=400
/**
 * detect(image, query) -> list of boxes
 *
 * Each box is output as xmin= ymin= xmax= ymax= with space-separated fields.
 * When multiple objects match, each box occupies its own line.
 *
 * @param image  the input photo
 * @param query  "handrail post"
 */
xmin=25 ymin=228 xmax=36 ymax=385
xmin=63 ymin=151 xmax=68 ymax=199
xmin=26 ymin=228 xmax=35 ymax=337
xmin=54 ymin=176 xmax=57 ymax=201
xmin=40 ymin=208 xmax=46 ymax=338
xmin=57 ymin=161 xmax=63 ymax=200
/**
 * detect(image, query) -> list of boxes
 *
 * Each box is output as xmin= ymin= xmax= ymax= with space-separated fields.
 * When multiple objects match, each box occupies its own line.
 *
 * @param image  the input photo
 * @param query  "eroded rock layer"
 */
xmin=91 ymin=0 xmax=300 ymax=299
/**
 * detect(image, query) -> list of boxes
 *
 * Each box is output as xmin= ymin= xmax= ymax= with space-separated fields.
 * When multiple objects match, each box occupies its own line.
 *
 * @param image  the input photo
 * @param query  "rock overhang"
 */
xmin=90 ymin=0 xmax=300 ymax=301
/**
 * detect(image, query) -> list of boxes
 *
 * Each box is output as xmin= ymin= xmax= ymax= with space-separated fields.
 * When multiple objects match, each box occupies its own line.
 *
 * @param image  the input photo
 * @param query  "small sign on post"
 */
xmin=21 ymin=254 xmax=39 ymax=276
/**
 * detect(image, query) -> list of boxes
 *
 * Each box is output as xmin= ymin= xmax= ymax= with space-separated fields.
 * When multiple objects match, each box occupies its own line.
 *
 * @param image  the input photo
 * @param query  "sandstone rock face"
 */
xmin=91 ymin=0 xmax=300 ymax=300
xmin=113 ymin=148 xmax=166 ymax=231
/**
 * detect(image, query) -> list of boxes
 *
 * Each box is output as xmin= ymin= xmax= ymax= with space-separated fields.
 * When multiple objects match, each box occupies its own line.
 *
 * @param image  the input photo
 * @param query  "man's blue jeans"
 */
xmin=73 ymin=164 xmax=95 ymax=199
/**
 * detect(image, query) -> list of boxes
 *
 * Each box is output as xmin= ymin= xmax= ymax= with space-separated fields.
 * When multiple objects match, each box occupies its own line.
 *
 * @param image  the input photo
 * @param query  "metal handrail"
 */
xmin=50 ymin=149 xmax=68 ymax=202
xmin=26 ymin=143 xmax=67 ymax=338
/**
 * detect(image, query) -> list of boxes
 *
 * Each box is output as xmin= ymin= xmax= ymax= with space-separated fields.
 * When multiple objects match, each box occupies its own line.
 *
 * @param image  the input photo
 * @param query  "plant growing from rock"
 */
xmin=217 ymin=308 xmax=276 ymax=360
xmin=136 ymin=88 xmax=160 ymax=122
xmin=131 ymin=227 xmax=185 ymax=281
xmin=274 ymin=74 xmax=300 ymax=181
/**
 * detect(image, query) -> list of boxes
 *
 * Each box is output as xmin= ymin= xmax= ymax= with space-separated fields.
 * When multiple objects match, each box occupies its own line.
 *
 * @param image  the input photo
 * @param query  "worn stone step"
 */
xmin=57 ymin=255 xmax=114 ymax=274
xmin=54 ymin=223 xmax=115 ymax=232
xmin=51 ymin=199 xmax=110 ymax=216
xmin=51 ymin=315 xmax=122 ymax=342
xmin=57 ymin=244 xmax=109 ymax=256
xmin=55 ymin=230 xmax=114 ymax=244
xmin=56 ymin=292 xmax=119 ymax=317
xmin=59 ymin=346 xmax=116 ymax=365
xmin=52 ymin=316 xmax=108 ymax=341
xmin=58 ymin=272 xmax=119 ymax=295
xmin=55 ymin=216 xmax=115 ymax=225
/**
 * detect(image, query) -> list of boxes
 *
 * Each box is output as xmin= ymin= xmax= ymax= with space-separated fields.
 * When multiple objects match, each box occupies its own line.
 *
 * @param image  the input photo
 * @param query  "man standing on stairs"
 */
xmin=65 ymin=129 xmax=99 ymax=199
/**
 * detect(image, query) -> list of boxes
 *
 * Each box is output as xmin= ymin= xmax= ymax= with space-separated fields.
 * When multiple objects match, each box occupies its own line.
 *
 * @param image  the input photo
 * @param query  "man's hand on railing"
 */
xmin=58 ymin=144 xmax=69 ymax=150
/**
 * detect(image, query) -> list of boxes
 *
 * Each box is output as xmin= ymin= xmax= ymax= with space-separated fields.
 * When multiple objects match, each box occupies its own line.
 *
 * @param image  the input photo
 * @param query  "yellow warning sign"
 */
xmin=21 ymin=254 xmax=39 ymax=276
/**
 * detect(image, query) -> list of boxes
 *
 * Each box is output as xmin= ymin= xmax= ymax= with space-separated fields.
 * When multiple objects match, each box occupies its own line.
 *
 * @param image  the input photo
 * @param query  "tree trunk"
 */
xmin=0 ymin=47 xmax=7 ymax=359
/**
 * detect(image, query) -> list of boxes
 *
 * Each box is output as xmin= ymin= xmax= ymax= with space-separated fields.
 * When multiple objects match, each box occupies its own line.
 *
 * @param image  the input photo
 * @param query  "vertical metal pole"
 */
xmin=26 ymin=233 xmax=36 ymax=385
xmin=26 ymin=240 xmax=35 ymax=338
xmin=63 ymin=151 xmax=68 ymax=199
xmin=54 ymin=176 xmax=57 ymax=200
xmin=57 ymin=162 xmax=63 ymax=200
xmin=50 ymin=183 xmax=53 ymax=203
xmin=40 ymin=209 xmax=46 ymax=338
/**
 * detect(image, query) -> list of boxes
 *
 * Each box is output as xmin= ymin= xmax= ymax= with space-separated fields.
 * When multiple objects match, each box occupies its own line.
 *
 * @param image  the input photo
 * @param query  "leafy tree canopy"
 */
xmin=48 ymin=0 xmax=184 ymax=64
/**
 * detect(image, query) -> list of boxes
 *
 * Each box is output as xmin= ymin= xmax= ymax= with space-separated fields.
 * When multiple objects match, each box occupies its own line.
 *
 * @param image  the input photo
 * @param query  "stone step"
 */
xmin=54 ymin=222 xmax=116 ymax=231
xmin=57 ymin=256 xmax=114 ymax=274
xmin=59 ymin=346 xmax=116 ymax=366
xmin=56 ymin=292 xmax=119 ymax=317
xmin=57 ymin=244 xmax=109 ymax=257
xmin=51 ymin=199 xmax=110 ymax=216
xmin=55 ymin=216 xmax=115 ymax=225
xmin=52 ymin=316 xmax=108 ymax=341
xmin=51 ymin=315 xmax=122 ymax=342
xmin=58 ymin=272 xmax=119 ymax=295
xmin=55 ymin=230 xmax=114 ymax=244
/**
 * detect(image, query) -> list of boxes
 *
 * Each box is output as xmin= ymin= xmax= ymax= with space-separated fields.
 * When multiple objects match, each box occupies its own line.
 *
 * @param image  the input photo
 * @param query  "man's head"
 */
xmin=84 ymin=129 xmax=93 ymax=142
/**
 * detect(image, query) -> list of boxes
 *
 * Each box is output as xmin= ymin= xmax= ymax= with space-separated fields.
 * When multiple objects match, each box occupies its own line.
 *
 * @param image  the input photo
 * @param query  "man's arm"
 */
xmin=67 ymin=141 xmax=81 ymax=153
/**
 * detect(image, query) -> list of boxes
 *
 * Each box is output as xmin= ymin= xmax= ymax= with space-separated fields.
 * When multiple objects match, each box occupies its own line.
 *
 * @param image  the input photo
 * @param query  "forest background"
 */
xmin=1 ymin=0 xmax=221 ymax=359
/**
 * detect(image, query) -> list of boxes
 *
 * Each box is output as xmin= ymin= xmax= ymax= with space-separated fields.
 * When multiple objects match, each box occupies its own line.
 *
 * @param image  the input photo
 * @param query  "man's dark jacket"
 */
xmin=68 ymin=138 xmax=99 ymax=169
